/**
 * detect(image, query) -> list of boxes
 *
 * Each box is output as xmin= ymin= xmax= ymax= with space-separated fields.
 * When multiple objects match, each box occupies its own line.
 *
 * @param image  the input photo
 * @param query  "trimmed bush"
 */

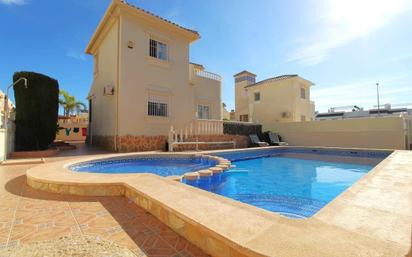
xmin=223 ymin=121 xmax=262 ymax=136
xmin=13 ymin=71 xmax=59 ymax=151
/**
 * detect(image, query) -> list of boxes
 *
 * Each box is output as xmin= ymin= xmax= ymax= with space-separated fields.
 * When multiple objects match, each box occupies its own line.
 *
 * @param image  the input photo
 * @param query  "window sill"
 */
xmin=144 ymin=115 xmax=171 ymax=123
xmin=146 ymin=56 xmax=172 ymax=69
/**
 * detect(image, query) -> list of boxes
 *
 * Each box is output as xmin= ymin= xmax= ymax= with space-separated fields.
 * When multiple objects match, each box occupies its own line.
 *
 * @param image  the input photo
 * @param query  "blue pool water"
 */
xmin=70 ymin=157 xmax=217 ymax=176
xmin=184 ymin=155 xmax=373 ymax=218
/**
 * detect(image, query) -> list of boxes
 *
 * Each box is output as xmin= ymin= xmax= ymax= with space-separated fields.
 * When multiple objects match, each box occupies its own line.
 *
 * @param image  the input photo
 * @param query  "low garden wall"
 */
xmin=92 ymin=135 xmax=169 ymax=152
xmin=90 ymin=120 xmax=262 ymax=152
xmin=264 ymin=116 xmax=410 ymax=150
xmin=92 ymin=134 xmax=249 ymax=152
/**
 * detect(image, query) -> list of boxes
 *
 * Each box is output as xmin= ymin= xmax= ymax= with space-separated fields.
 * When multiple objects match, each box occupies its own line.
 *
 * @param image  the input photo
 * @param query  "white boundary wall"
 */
xmin=0 ymin=117 xmax=15 ymax=161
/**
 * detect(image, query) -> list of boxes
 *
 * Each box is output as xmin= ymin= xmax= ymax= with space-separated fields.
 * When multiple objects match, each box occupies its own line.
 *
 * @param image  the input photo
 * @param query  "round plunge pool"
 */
xmin=69 ymin=155 xmax=218 ymax=177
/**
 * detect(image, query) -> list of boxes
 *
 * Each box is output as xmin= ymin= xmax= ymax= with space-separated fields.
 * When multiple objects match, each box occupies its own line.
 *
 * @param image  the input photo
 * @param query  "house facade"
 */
xmin=234 ymin=71 xmax=315 ymax=125
xmin=86 ymin=0 xmax=222 ymax=151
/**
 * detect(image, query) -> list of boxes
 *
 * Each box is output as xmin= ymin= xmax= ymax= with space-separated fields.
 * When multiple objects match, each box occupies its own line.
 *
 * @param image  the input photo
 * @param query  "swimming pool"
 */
xmin=70 ymin=156 xmax=218 ymax=176
xmin=184 ymin=149 xmax=385 ymax=218
xmin=69 ymin=148 xmax=388 ymax=219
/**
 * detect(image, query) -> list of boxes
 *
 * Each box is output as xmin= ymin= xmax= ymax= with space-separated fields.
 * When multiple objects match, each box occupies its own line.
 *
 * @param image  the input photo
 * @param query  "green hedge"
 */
xmin=223 ymin=121 xmax=262 ymax=136
xmin=13 ymin=71 xmax=59 ymax=151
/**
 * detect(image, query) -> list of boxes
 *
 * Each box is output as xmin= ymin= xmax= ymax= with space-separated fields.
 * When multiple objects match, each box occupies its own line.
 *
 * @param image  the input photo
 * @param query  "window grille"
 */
xmin=148 ymin=95 xmax=168 ymax=117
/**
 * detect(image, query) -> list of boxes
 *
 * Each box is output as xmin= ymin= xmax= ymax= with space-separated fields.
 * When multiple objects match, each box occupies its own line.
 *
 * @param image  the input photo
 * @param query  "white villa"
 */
xmin=85 ymin=0 xmax=224 ymax=152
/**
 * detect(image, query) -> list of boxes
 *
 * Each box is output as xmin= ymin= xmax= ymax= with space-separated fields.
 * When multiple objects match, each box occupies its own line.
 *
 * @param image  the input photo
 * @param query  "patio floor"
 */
xmin=0 ymin=163 xmax=208 ymax=257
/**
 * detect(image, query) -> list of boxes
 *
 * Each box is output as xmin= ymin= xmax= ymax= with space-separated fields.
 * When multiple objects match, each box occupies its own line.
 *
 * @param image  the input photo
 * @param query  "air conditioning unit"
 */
xmin=103 ymin=85 xmax=115 ymax=96
xmin=281 ymin=111 xmax=291 ymax=118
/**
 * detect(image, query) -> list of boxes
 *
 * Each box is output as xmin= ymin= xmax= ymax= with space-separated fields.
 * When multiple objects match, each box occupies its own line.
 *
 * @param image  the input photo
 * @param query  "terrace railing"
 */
xmin=168 ymin=119 xmax=233 ymax=152
xmin=195 ymin=70 xmax=222 ymax=82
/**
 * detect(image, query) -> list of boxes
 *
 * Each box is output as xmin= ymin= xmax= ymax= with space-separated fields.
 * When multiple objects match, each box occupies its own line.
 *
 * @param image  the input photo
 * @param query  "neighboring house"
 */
xmin=234 ymin=71 xmax=315 ymax=125
xmin=316 ymin=104 xmax=412 ymax=120
xmin=222 ymin=103 xmax=231 ymax=120
xmin=56 ymin=114 xmax=89 ymax=142
xmin=0 ymin=90 xmax=15 ymax=129
xmin=85 ymin=0 xmax=222 ymax=151
xmin=229 ymin=110 xmax=236 ymax=121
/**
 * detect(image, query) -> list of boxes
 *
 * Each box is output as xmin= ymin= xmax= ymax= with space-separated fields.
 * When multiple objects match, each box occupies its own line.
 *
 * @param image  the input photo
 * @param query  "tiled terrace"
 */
xmin=0 ymin=163 xmax=208 ymax=257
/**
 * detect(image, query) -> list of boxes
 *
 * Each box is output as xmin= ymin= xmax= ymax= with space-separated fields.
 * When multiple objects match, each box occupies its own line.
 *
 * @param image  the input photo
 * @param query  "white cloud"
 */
xmin=312 ymin=75 xmax=412 ymax=111
xmin=379 ymin=53 xmax=412 ymax=65
xmin=66 ymin=51 xmax=87 ymax=61
xmin=288 ymin=0 xmax=412 ymax=66
xmin=0 ymin=0 xmax=27 ymax=5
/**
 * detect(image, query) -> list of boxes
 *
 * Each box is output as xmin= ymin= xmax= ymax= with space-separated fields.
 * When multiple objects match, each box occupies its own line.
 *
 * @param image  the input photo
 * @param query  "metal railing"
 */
xmin=195 ymin=70 xmax=222 ymax=82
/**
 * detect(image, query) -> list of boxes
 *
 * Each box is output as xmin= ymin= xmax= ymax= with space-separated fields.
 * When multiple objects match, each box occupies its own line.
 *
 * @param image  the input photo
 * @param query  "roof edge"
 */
xmin=233 ymin=70 xmax=257 ymax=77
xmin=85 ymin=0 xmax=119 ymax=54
xmin=85 ymin=0 xmax=200 ymax=55
xmin=244 ymin=74 xmax=314 ymax=88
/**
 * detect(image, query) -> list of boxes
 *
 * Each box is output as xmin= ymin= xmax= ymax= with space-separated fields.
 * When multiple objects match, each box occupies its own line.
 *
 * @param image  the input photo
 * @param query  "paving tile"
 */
xmin=7 ymin=239 xmax=20 ymax=249
xmin=0 ymin=210 xmax=15 ymax=223
xmin=0 ymin=241 xmax=7 ymax=250
xmin=10 ymin=224 xmax=75 ymax=244
xmin=185 ymin=243 xmax=209 ymax=257
xmin=0 ymin=226 xmax=10 ymax=245
xmin=130 ymin=231 xmax=151 ymax=246
xmin=145 ymin=237 xmax=177 ymax=256
xmin=0 ymin=161 xmax=208 ymax=256
xmin=106 ymin=230 xmax=139 ymax=249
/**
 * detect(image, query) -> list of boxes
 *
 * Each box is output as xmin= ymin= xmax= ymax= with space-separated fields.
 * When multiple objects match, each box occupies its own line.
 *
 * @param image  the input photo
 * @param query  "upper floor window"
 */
xmin=254 ymin=92 xmax=261 ymax=102
xmin=197 ymin=104 xmax=210 ymax=119
xmin=148 ymin=94 xmax=168 ymax=117
xmin=300 ymin=88 xmax=306 ymax=99
xmin=149 ymin=39 xmax=167 ymax=60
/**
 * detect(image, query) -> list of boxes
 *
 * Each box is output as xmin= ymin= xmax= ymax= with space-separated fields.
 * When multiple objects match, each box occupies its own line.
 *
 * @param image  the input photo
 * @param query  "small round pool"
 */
xmin=69 ymin=156 xmax=218 ymax=176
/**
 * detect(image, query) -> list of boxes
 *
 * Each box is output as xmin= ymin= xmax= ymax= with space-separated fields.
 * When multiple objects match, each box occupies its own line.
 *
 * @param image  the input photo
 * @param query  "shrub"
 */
xmin=223 ymin=121 xmax=262 ymax=136
xmin=13 ymin=71 xmax=59 ymax=151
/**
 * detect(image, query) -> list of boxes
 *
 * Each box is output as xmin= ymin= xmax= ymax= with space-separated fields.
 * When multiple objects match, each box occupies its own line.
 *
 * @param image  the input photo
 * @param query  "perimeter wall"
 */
xmin=264 ymin=116 xmax=410 ymax=150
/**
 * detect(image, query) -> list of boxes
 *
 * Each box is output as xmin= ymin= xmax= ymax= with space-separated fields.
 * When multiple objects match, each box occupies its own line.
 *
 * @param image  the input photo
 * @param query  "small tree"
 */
xmin=59 ymin=90 xmax=87 ymax=116
xmin=13 ymin=71 xmax=59 ymax=151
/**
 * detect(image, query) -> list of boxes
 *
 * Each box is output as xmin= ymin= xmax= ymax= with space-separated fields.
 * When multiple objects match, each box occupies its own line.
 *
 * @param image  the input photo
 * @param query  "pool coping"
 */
xmin=25 ymin=147 xmax=412 ymax=257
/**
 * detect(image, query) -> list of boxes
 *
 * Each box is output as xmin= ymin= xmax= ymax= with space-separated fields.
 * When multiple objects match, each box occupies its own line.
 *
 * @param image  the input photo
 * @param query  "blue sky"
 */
xmin=1 ymin=0 xmax=412 ymax=112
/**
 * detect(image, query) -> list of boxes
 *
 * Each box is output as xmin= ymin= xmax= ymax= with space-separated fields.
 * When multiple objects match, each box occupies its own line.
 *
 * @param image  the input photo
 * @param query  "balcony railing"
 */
xmin=168 ymin=119 xmax=225 ymax=151
xmin=193 ymin=119 xmax=223 ymax=135
xmin=195 ymin=70 xmax=222 ymax=82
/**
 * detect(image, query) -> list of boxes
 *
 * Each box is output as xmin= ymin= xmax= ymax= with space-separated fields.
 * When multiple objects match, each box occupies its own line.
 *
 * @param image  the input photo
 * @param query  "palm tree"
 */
xmin=59 ymin=90 xmax=87 ymax=116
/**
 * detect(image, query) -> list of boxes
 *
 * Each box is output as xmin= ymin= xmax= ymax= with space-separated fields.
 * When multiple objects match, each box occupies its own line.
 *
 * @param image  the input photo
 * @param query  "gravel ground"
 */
xmin=0 ymin=235 xmax=138 ymax=257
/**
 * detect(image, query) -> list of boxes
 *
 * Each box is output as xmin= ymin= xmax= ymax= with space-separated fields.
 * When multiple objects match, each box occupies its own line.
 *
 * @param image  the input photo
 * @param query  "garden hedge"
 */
xmin=13 ymin=71 xmax=59 ymax=151
xmin=223 ymin=121 xmax=262 ymax=136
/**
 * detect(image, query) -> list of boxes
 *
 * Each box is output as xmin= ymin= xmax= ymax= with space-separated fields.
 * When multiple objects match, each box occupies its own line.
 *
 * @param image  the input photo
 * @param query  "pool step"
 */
xmin=225 ymin=169 xmax=249 ymax=173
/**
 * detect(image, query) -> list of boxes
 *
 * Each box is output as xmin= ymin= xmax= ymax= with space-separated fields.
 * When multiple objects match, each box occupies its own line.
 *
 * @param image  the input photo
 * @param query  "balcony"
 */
xmin=194 ymin=70 xmax=222 ymax=82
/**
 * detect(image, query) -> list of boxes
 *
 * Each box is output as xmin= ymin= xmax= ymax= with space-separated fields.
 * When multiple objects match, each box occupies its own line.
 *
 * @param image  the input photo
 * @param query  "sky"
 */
xmin=1 ymin=0 xmax=412 ymax=112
